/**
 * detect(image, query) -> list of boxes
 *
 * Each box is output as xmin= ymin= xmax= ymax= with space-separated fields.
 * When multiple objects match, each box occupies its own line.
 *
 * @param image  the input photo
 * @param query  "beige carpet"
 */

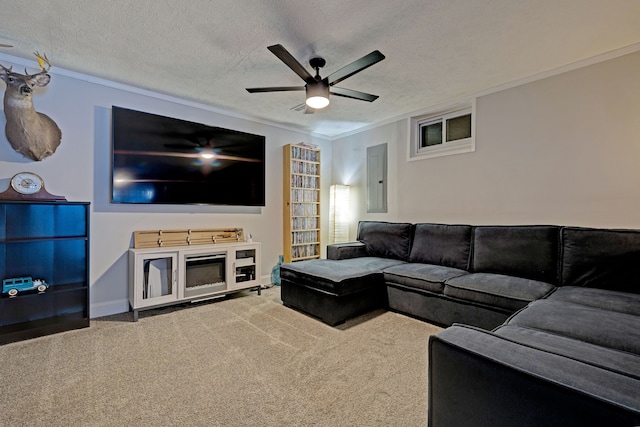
xmin=0 ymin=286 xmax=442 ymax=426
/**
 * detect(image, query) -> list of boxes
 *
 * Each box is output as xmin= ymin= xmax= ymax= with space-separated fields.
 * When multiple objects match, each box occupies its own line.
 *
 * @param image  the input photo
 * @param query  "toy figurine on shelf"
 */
xmin=2 ymin=276 xmax=48 ymax=296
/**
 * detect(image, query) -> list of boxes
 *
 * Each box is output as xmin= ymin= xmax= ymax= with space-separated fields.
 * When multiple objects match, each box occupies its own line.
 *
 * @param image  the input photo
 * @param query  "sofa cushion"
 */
xmin=547 ymin=286 xmax=640 ymax=316
xmin=383 ymin=263 xmax=468 ymax=293
xmin=444 ymin=272 xmax=556 ymax=312
xmin=561 ymin=227 xmax=640 ymax=293
xmin=494 ymin=325 xmax=640 ymax=381
xmin=409 ymin=223 xmax=472 ymax=270
xmin=357 ymin=221 xmax=414 ymax=261
xmin=472 ymin=225 xmax=560 ymax=284
xmin=507 ymin=299 xmax=640 ymax=356
xmin=280 ymin=257 xmax=406 ymax=295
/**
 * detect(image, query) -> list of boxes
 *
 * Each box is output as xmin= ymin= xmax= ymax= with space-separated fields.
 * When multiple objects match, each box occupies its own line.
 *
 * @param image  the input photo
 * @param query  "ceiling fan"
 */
xmin=246 ymin=44 xmax=385 ymax=113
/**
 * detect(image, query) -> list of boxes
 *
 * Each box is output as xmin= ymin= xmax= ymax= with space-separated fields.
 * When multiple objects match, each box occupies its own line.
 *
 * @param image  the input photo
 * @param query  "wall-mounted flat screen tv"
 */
xmin=111 ymin=106 xmax=265 ymax=206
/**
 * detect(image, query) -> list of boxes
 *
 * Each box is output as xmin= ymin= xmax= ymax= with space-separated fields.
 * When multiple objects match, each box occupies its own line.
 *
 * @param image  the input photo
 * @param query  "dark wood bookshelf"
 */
xmin=0 ymin=201 xmax=90 ymax=345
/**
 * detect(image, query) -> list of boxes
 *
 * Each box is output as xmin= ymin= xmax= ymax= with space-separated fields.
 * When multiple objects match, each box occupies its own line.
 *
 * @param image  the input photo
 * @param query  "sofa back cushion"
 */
xmin=472 ymin=226 xmax=560 ymax=284
xmin=409 ymin=223 xmax=472 ymax=270
xmin=561 ymin=227 xmax=640 ymax=293
xmin=357 ymin=221 xmax=413 ymax=261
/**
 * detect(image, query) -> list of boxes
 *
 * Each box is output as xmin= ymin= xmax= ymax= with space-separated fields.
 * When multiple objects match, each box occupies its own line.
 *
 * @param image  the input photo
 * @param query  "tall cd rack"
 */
xmin=283 ymin=143 xmax=321 ymax=262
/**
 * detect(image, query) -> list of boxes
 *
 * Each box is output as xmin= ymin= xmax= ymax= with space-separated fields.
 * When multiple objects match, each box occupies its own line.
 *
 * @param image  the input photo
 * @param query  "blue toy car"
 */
xmin=2 ymin=277 xmax=48 ymax=296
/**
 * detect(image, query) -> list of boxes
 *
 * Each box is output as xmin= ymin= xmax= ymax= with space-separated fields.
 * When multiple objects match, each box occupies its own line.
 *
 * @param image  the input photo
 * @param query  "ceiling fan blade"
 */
xmin=246 ymin=86 xmax=305 ymax=93
xmin=327 ymin=50 xmax=385 ymax=86
xmin=290 ymin=103 xmax=315 ymax=114
xmin=330 ymin=87 xmax=379 ymax=102
xmin=0 ymin=43 xmax=13 ymax=48
xmin=268 ymin=44 xmax=315 ymax=84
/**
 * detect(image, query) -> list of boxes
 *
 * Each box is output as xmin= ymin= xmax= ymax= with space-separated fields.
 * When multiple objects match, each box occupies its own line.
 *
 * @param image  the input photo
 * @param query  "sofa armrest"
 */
xmin=327 ymin=242 xmax=367 ymax=260
xmin=428 ymin=325 xmax=640 ymax=426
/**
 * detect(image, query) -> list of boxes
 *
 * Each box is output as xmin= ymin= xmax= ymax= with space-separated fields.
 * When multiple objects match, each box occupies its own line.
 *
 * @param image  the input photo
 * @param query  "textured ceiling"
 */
xmin=1 ymin=1 xmax=640 ymax=138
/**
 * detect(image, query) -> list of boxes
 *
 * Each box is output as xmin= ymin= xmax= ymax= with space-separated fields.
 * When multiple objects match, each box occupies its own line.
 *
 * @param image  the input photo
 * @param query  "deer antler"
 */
xmin=23 ymin=51 xmax=51 ymax=76
xmin=34 ymin=51 xmax=51 ymax=71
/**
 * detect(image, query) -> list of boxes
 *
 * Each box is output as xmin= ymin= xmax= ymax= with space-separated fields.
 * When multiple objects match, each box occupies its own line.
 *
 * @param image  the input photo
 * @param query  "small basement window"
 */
xmin=409 ymin=101 xmax=475 ymax=160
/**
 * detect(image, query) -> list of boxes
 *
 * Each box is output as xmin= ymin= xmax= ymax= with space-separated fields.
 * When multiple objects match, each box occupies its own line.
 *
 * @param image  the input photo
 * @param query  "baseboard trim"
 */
xmin=90 ymin=298 xmax=129 ymax=319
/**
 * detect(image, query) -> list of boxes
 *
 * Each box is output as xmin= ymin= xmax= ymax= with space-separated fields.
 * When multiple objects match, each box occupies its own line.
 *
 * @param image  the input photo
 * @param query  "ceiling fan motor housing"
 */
xmin=306 ymin=80 xmax=330 ymax=109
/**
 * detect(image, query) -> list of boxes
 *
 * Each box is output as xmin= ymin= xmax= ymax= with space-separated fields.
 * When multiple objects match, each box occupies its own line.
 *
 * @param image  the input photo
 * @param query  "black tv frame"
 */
xmin=111 ymin=106 xmax=266 ymax=206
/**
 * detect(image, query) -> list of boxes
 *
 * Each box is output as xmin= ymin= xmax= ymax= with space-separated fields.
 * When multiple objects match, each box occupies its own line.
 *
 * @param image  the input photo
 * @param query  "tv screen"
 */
xmin=111 ymin=106 xmax=265 ymax=206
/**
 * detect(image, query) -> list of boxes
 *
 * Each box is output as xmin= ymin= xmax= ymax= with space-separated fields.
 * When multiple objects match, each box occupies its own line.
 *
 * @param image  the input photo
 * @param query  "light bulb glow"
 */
xmin=306 ymin=96 xmax=330 ymax=109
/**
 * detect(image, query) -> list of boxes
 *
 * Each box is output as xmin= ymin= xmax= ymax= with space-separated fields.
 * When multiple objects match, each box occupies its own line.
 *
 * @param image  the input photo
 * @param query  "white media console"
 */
xmin=128 ymin=241 xmax=261 ymax=321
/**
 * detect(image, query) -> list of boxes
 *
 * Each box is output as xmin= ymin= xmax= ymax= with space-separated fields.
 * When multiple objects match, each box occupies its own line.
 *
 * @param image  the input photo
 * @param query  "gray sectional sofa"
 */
xmin=279 ymin=221 xmax=640 ymax=425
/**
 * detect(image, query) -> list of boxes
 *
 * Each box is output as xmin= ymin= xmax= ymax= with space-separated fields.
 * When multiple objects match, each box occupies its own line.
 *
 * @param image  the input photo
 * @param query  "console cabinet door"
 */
xmin=130 ymin=251 xmax=178 ymax=309
xmin=229 ymin=243 xmax=261 ymax=291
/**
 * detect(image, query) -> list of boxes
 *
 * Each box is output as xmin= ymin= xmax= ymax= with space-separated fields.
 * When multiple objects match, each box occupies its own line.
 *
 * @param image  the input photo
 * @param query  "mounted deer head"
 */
xmin=0 ymin=52 xmax=61 ymax=161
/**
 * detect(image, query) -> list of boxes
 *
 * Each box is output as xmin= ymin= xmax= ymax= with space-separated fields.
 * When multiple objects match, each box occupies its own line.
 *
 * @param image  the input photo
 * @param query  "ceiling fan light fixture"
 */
xmin=306 ymin=81 xmax=330 ymax=109
xmin=246 ymin=45 xmax=384 ymax=112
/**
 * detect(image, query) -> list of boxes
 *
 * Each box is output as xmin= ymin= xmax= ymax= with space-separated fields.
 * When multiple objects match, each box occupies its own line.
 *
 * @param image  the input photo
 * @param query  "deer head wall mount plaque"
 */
xmin=0 ymin=52 xmax=62 ymax=161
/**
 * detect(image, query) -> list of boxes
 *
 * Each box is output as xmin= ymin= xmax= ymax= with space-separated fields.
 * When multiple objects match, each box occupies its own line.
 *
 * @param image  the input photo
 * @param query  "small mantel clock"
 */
xmin=0 ymin=172 xmax=66 ymax=201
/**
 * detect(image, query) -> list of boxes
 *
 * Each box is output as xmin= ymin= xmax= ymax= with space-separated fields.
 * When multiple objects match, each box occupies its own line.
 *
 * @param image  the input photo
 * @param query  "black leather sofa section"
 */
xmin=427 ymin=226 xmax=640 ymax=426
xmin=408 ymin=223 xmax=471 ymax=269
xmin=560 ymin=226 xmax=640 ymax=292
xmin=280 ymin=256 xmax=405 ymax=325
xmin=280 ymin=221 xmax=413 ymax=325
xmin=471 ymin=225 xmax=560 ymax=284
xmin=429 ymin=286 xmax=640 ymax=425
xmin=358 ymin=220 xmax=414 ymax=260
xmin=281 ymin=221 xmax=566 ymax=328
xmin=429 ymin=323 xmax=640 ymax=426
xmin=383 ymin=223 xmax=561 ymax=329
xmin=280 ymin=221 xmax=640 ymax=423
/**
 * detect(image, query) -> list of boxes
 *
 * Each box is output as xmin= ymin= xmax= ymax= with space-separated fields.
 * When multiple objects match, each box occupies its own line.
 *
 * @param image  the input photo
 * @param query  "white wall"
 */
xmin=0 ymin=54 xmax=332 ymax=317
xmin=4 ymin=48 xmax=640 ymax=317
xmin=331 ymin=121 xmax=404 ymax=240
xmin=333 ymin=50 xmax=640 ymax=235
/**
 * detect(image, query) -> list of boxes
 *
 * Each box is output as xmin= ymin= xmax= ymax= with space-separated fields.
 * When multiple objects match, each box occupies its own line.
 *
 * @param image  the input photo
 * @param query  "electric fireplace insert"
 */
xmin=184 ymin=252 xmax=226 ymax=298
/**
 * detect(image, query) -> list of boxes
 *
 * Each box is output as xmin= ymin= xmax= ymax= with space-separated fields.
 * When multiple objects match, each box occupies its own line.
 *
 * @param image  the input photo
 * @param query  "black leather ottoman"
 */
xmin=280 ymin=257 xmax=405 ymax=326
